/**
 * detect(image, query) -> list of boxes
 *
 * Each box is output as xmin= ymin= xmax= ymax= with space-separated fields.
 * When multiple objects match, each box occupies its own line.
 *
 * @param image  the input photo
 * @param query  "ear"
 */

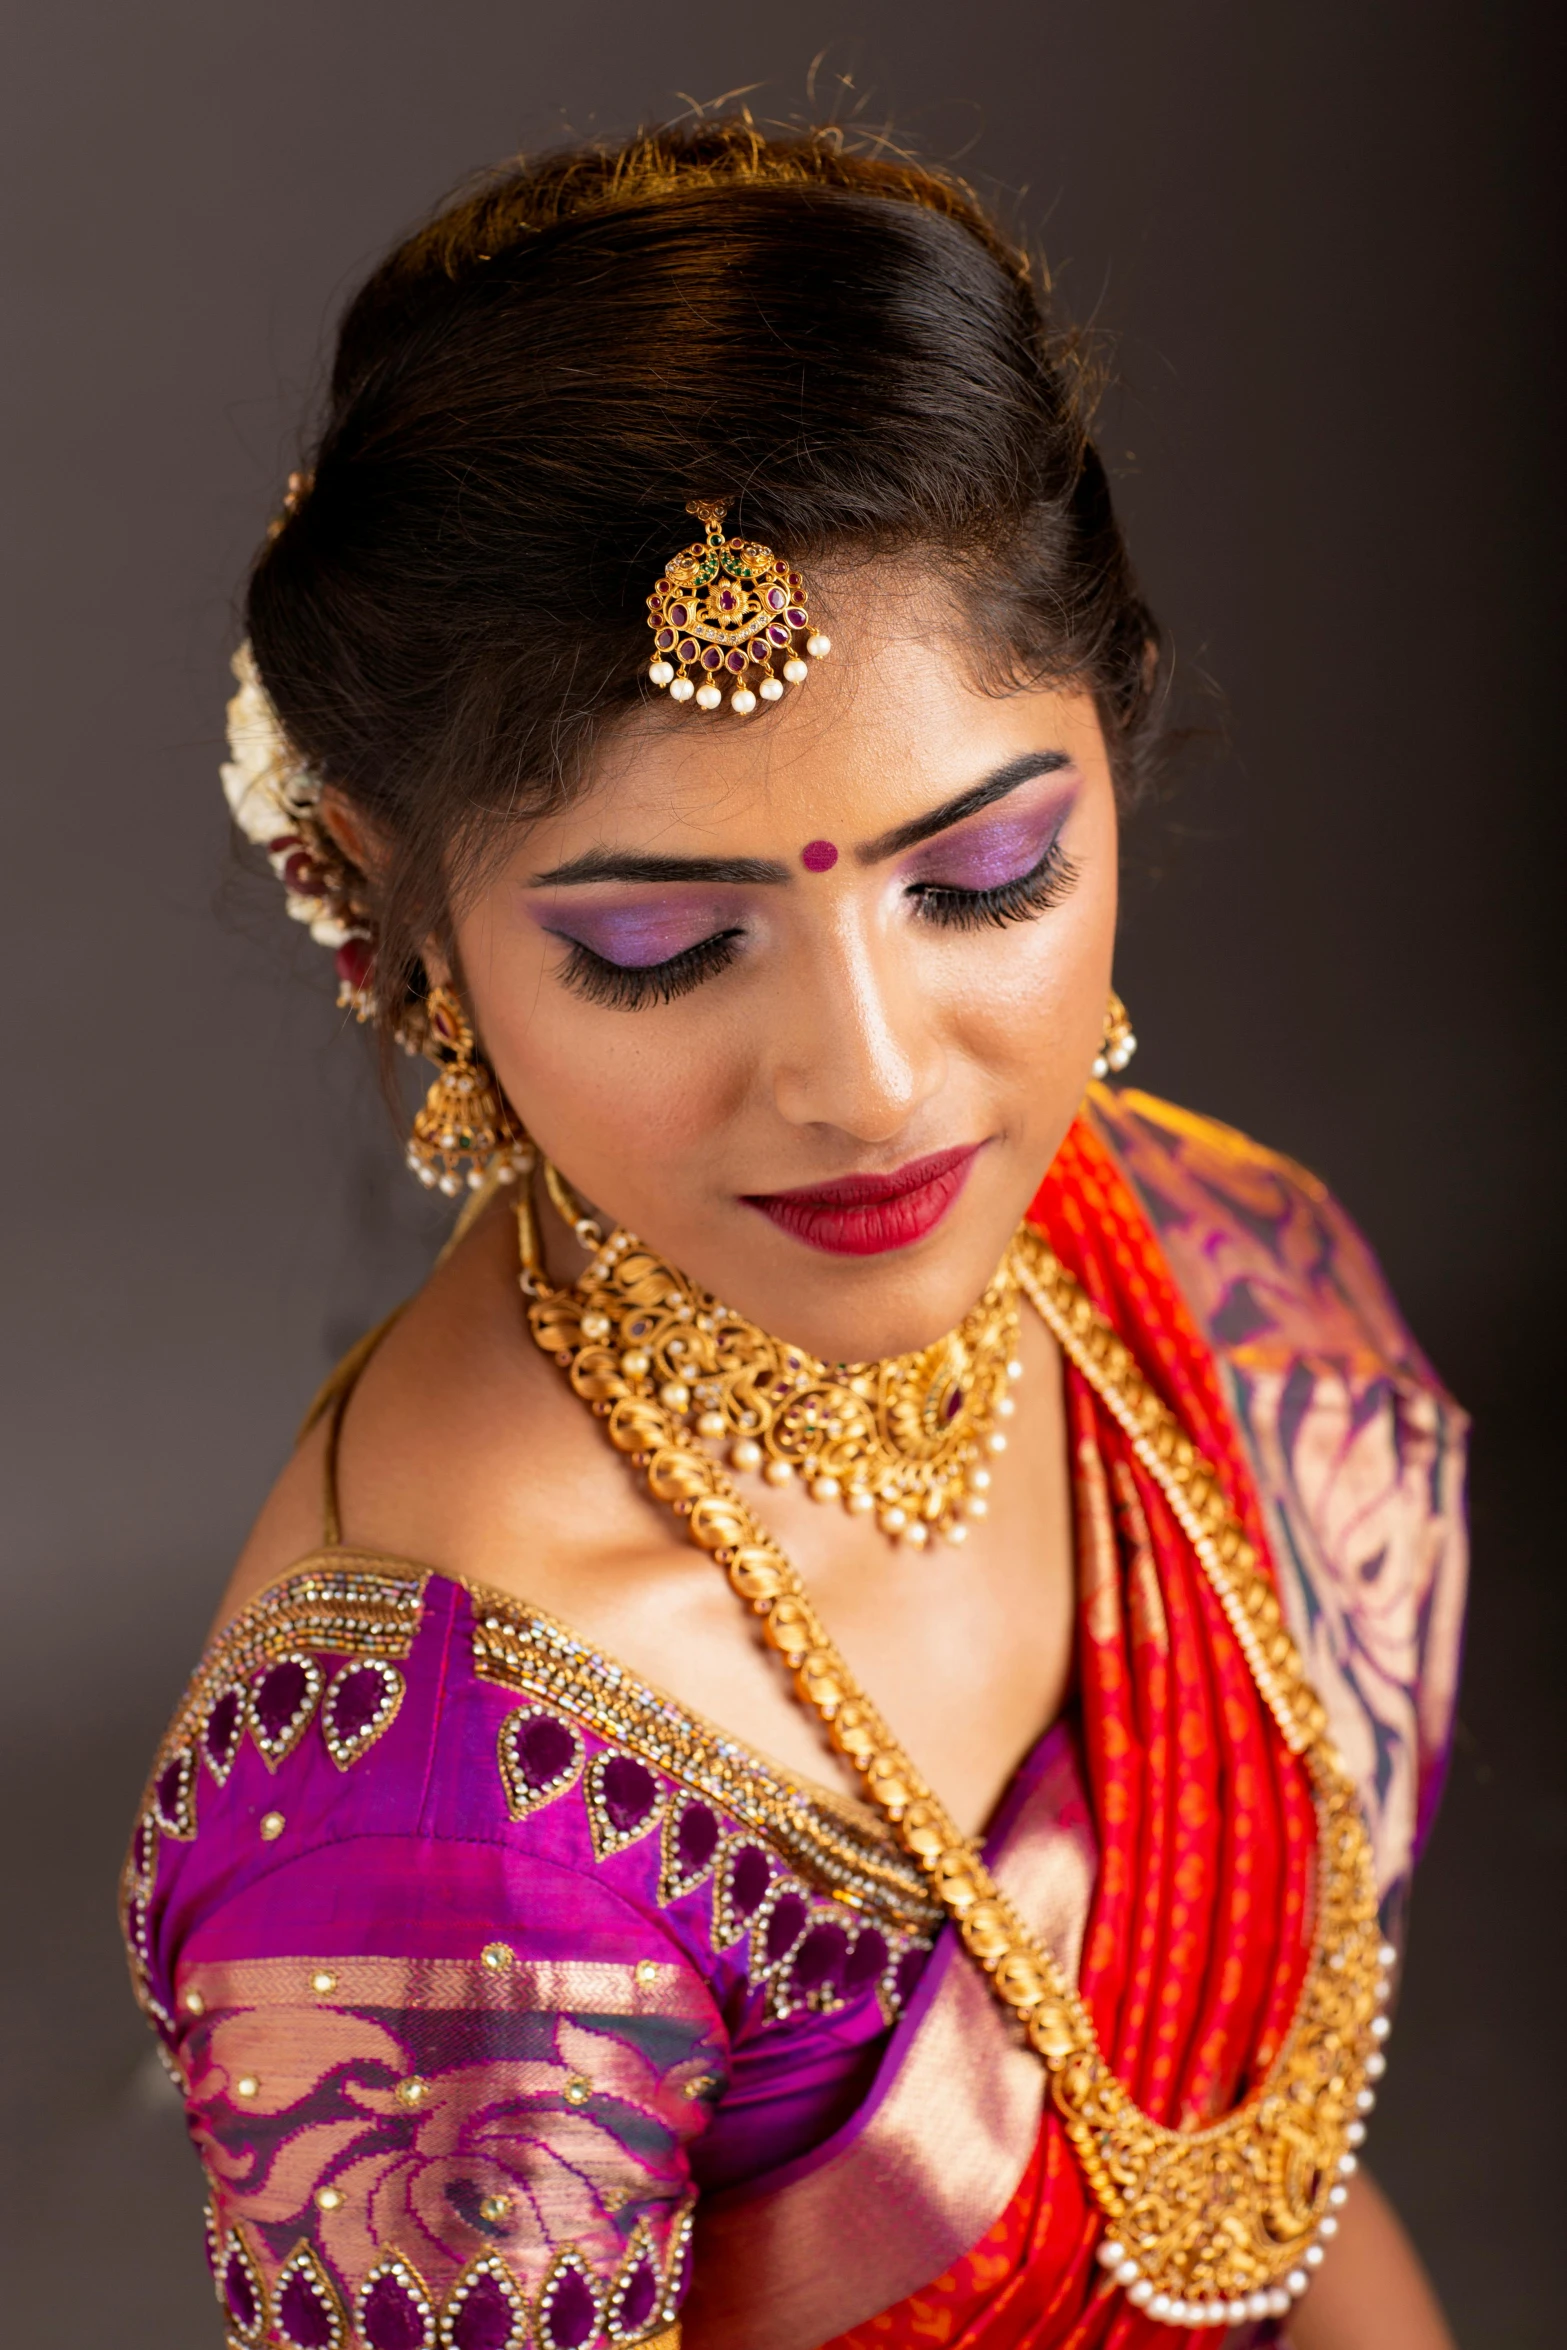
xmin=317 ymin=786 xmax=387 ymax=877
xmin=317 ymin=788 xmax=454 ymax=987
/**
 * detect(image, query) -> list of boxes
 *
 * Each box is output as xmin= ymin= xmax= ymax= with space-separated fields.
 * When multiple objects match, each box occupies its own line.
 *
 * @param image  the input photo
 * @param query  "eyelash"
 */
xmin=554 ymin=836 xmax=1079 ymax=1009
xmin=557 ymin=928 xmax=744 ymax=1009
xmin=906 ymin=834 xmax=1080 ymax=931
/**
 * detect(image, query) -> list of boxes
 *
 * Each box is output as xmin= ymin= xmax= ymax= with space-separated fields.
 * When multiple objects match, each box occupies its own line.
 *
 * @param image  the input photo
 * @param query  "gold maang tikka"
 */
xmin=405 ymin=985 xmax=532 ymax=1197
xmin=645 ymin=501 xmax=831 ymax=714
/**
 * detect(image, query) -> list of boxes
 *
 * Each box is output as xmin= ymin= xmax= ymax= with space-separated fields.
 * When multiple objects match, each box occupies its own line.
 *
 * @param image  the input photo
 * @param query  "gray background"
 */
xmin=3 ymin=3 xmax=1561 ymax=2343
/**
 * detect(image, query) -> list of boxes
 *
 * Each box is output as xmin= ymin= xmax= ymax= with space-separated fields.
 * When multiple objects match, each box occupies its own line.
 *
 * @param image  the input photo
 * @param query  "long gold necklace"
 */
xmin=521 ymin=1183 xmax=1389 ymax=2332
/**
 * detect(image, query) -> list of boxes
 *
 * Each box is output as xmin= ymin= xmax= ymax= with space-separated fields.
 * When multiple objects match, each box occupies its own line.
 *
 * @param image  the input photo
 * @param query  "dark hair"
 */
xmin=246 ymin=119 xmax=1163 ymax=1031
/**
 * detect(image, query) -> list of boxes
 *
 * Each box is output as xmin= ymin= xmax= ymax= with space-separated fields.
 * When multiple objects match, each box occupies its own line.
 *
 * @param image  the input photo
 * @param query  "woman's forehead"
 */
xmin=541 ymin=652 xmax=1105 ymax=866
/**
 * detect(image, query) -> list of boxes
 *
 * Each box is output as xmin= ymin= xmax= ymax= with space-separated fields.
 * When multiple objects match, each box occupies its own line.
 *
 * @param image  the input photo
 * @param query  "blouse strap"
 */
xmin=296 ymin=1304 xmax=408 ymax=1549
xmin=293 ymin=1168 xmax=512 ymax=1547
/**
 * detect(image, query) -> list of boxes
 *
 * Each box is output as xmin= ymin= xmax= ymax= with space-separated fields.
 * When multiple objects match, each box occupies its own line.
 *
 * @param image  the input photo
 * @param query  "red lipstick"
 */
xmin=742 ymin=1144 xmax=983 ymax=1256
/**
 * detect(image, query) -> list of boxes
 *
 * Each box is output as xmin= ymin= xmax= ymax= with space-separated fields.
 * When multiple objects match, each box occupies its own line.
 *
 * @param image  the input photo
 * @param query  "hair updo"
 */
xmin=246 ymin=118 xmax=1163 ymax=1034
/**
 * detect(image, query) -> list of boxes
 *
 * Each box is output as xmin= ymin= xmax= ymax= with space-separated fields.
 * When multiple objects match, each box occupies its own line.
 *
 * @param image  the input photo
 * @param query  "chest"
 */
xmin=502 ymin=1310 xmax=1077 ymax=1840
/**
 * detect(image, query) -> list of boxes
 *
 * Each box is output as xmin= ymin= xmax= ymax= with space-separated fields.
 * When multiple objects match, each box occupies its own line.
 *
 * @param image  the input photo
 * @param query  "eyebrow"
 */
xmin=855 ymin=752 xmax=1072 ymax=864
xmin=525 ymin=749 xmax=1073 ymax=888
xmin=528 ymin=849 xmax=792 ymax=888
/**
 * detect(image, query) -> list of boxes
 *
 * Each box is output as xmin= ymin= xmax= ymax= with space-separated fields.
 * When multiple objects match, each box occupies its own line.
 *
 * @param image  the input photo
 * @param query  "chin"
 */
xmin=717 ymin=1226 xmax=1008 ymax=1364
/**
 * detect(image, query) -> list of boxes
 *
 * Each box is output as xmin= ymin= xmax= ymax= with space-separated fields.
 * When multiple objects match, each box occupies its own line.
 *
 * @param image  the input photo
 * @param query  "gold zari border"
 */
xmin=472 ymin=1600 xmax=941 ymax=1937
xmin=152 ymin=1557 xmax=427 ymax=1771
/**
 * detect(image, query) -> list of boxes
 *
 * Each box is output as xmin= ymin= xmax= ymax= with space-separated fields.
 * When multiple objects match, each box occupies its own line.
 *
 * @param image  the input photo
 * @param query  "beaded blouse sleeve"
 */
xmin=123 ymin=1559 xmax=940 ymax=2350
xmin=175 ymin=1841 xmax=709 ymax=2350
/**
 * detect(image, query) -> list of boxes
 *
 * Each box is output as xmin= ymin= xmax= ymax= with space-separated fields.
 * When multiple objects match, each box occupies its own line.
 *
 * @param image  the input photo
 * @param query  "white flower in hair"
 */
xmin=221 ymin=641 xmax=320 ymax=842
xmin=221 ymin=641 xmax=363 ymax=956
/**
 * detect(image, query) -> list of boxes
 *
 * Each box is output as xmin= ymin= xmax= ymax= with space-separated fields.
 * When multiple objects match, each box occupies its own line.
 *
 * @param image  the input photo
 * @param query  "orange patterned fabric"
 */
xmin=826 ymin=1116 xmax=1317 ymax=2350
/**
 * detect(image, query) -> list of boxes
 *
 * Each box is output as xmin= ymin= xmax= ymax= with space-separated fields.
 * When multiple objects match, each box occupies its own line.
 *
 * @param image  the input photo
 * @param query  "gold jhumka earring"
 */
xmin=644 ymin=500 xmax=830 ymax=714
xmin=1093 ymin=988 xmax=1138 ymax=1080
xmin=405 ymin=986 xmax=532 ymax=1197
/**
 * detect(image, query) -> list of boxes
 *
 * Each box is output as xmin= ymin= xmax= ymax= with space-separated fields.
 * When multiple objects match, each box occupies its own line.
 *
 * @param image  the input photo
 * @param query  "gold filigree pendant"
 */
xmin=525 ymin=1206 xmax=1392 ymax=2330
xmin=529 ymin=1224 xmax=1023 ymax=1549
xmin=644 ymin=500 xmax=831 ymax=714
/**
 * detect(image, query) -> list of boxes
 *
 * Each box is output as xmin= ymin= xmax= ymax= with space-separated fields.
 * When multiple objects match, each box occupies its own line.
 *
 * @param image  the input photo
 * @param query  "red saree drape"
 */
xmin=825 ymin=1115 xmax=1318 ymax=2350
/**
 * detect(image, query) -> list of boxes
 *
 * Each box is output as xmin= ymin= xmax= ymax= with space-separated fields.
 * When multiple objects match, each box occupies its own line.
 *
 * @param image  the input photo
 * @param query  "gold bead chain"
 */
xmin=524 ymin=1204 xmax=1388 ymax=2328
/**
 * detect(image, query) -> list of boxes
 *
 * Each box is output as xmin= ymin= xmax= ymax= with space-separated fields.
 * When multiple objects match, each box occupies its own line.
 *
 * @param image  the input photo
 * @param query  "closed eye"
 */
xmin=906 ymin=835 xmax=1080 ymax=931
xmin=553 ymin=927 xmax=745 ymax=1009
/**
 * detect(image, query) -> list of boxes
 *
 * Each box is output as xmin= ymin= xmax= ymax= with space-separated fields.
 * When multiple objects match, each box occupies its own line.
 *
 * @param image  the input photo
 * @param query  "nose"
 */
xmin=765 ymin=918 xmax=946 ymax=1144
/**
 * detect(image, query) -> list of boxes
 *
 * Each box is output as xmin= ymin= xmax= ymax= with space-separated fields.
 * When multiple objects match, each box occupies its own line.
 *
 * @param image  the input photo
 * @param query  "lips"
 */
xmin=742 ymin=1144 xmax=983 ymax=1256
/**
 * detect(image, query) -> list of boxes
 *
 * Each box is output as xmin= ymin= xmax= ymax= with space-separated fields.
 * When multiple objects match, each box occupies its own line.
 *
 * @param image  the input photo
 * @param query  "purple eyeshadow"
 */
xmin=540 ymin=898 xmax=737 ymax=968
xmin=903 ymin=790 xmax=1074 ymax=894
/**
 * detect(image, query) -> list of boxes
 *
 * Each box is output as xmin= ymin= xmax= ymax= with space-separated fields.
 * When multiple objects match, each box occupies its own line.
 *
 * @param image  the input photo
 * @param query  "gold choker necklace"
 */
xmin=520 ymin=1180 xmax=1387 ymax=2331
xmin=525 ymin=1164 xmax=1023 ymax=1549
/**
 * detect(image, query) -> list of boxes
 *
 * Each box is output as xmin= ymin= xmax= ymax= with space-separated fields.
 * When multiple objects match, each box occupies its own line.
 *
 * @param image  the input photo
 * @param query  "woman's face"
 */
xmin=453 ymin=578 xmax=1120 ymax=1360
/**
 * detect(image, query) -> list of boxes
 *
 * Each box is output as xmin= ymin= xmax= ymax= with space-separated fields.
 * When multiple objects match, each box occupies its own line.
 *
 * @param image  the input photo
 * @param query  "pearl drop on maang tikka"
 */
xmin=646 ymin=501 xmax=830 ymax=714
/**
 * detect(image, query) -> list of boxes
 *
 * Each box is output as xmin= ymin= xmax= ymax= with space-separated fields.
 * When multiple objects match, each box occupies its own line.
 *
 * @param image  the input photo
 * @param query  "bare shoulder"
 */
xmin=214 ymin=1199 xmax=686 ymax=1645
xmin=212 ymin=1411 xmax=337 ymax=1637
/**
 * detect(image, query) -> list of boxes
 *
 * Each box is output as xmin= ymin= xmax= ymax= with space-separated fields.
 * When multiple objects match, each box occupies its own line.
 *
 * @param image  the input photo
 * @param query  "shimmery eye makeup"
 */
xmin=555 ymin=928 xmax=744 ymax=1009
xmin=540 ymin=899 xmax=739 ymax=970
xmin=533 ymin=772 xmax=1081 ymax=1010
xmin=900 ymin=788 xmax=1079 ymax=932
xmin=900 ymin=788 xmax=1073 ymax=895
xmin=534 ymin=892 xmax=751 ymax=1010
xmin=905 ymin=834 xmax=1080 ymax=933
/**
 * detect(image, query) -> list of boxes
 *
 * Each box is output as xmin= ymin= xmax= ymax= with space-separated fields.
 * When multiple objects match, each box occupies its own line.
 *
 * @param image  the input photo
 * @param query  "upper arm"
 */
xmin=176 ymin=1835 xmax=719 ymax=2348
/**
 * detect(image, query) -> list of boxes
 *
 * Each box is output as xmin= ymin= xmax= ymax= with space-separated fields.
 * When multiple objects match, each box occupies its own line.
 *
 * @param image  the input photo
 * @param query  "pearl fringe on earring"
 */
xmin=1093 ymin=989 xmax=1138 ymax=1081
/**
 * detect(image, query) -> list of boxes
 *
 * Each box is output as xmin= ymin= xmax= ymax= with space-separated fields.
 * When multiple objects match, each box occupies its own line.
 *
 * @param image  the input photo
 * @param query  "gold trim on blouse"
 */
xmin=149 ymin=1555 xmax=941 ymax=1941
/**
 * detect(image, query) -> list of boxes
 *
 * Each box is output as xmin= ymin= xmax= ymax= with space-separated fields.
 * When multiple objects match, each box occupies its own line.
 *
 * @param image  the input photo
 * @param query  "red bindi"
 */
xmin=800 ymin=839 xmax=839 ymax=873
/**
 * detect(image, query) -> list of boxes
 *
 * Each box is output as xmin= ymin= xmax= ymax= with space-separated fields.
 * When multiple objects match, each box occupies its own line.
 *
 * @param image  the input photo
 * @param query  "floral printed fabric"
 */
xmin=186 ymin=1938 xmax=707 ymax=2346
xmin=1091 ymin=1089 xmax=1468 ymax=1900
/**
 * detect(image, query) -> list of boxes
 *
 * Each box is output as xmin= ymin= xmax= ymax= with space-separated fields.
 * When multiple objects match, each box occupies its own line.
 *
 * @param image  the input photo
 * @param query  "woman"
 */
xmin=124 ymin=123 xmax=1465 ymax=2349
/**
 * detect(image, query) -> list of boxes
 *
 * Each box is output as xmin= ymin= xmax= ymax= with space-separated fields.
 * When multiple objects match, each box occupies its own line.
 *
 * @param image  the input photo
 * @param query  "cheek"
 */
xmin=936 ymin=872 xmax=1117 ymax=1104
xmin=468 ymin=933 xmax=749 ymax=1180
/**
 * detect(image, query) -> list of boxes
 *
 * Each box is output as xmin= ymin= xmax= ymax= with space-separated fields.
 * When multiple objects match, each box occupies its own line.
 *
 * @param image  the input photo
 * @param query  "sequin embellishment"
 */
xmin=153 ymin=1744 xmax=198 ymax=1839
xmin=203 ymin=1684 xmax=247 ymax=1784
xmin=438 ymin=2253 xmax=528 ymax=2350
xmin=661 ymin=2202 xmax=697 ymax=2324
xmin=583 ymin=1750 xmax=667 ymax=1862
xmin=658 ymin=1797 xmax=723 ymax=1904
xmin=712 ymin=1838 xmax=774 ymax=1949
xmin=219 ymin=2227 xmax=267 ymax=2343
xmin=605 ymin=2223 xmax=662 ymax=2343
xmin=750 ymin=1878 xmax=811 ymax=1982
xmin=250 ymin=1652 xmax=325 ymax=1768
xmin=274 ymin=2241 xmax=347 ymax=2349
xmin=537 ymin=2249 xmax=602 ymax=2350
xmin=497 ymin=1706 xmax=585 ymax=1822
xmin=321 ymin=1658 xmax=404 ymax=1770
xmin=358 ymin=2253 xmax=437 ymax=2350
